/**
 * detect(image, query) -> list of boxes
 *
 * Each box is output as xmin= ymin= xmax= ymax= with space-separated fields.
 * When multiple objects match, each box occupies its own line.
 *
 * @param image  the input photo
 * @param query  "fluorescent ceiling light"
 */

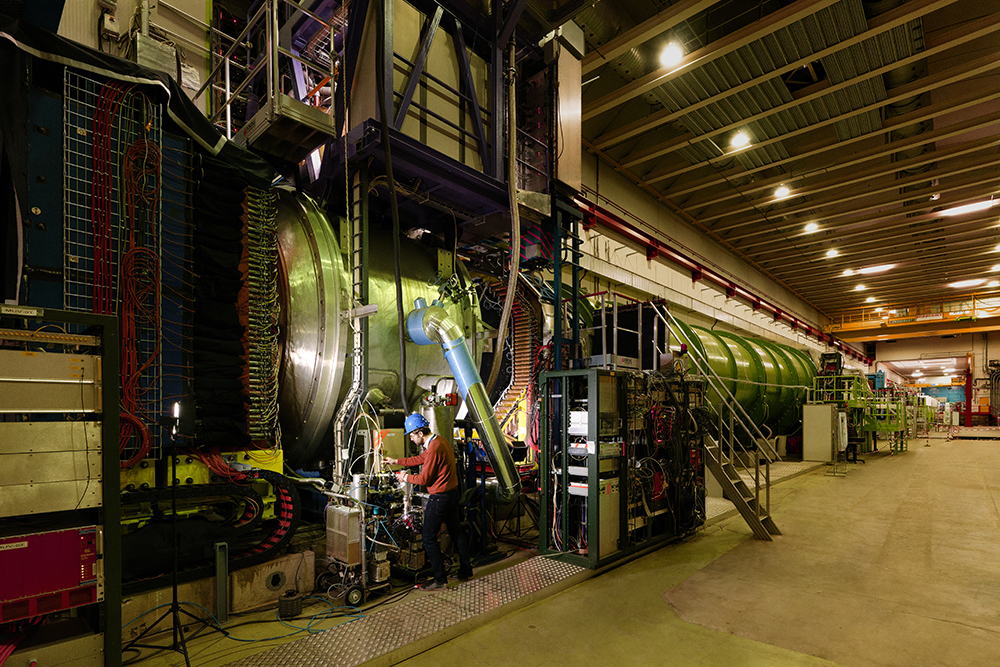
xmin=731 ymin=132 xmax=750 ymax=149
xmin=948 ymin=279 xmax=986 ymax=288
xmin=842 ymin=269 xmax=854 ymax=276
xmin=874 ymin=307 xmax=883 ymax=312
xmin=993 ymin=265 xmax=1000 ymax=272
xmin=826 ymin=249 xmax=838 ymax=257
xmin=990 ymin=281 xmax=1000 ymax=287
xmin=804 ymin=222 xmax=818 ymax=232
xmin=854 ymin=285 xmax=866 ymax=291
xmin=865 ymin=296 xmax=875 ymax=302
xmin=659 ymin=43 xmax=683 ymax=68
xmin=940 ymin=200 xmax=997 ymax=217
xmin=913 ymin=370 xmax=922 ymax=376
xmin=775 ymin=185 xmax=790 ymax=198
xmin=856 ymin=264 xmax=895 ymax=275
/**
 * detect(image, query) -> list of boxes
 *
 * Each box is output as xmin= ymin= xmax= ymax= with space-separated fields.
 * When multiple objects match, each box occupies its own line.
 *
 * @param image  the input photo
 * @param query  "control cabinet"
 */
xmin=539 ymin=369 xmax=704 ymax=569
xmin=0 ymin=306 xmax=120 ymax=666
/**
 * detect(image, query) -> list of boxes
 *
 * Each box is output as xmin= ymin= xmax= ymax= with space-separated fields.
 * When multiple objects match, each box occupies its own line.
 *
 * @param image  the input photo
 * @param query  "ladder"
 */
xmin=650 ymin=303 xmax=781 ymax=540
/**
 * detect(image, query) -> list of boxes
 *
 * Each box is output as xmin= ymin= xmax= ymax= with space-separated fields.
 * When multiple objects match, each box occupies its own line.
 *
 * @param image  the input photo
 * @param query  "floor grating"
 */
xmin=223 ymin=557 xmax=585 ymax=667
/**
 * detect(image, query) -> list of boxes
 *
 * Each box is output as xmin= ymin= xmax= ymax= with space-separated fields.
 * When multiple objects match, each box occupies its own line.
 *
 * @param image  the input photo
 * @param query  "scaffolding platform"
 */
xmin=224 ymin=556 xmax=587 ymax=667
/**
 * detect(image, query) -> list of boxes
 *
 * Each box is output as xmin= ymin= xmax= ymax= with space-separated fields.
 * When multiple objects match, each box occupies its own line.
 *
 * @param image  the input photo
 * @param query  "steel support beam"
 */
xmin=452 ymin=16 xmax=491 ymax=173
xmin=395 ymin=6 xmax=443 ymax=130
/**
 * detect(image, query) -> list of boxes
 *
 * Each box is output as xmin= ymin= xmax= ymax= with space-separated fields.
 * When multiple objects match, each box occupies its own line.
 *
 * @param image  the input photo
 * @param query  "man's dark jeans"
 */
xmin=422 ymin=488 xmax=472 ymax=584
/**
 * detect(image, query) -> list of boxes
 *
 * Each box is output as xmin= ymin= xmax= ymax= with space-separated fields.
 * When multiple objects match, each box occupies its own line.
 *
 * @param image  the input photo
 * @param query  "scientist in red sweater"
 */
xmin=385 ymin=412 xmax=473 ymax=590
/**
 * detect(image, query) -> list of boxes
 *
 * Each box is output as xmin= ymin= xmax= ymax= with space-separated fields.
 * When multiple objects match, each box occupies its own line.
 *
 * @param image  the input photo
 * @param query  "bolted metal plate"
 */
xmin=226 ymin=557 xmax=584 ymax=667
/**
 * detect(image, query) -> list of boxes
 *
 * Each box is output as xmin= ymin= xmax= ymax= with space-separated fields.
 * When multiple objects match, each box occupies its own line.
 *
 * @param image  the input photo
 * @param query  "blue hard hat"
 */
xmin=403 ymin=412 xmax=430 ymax=435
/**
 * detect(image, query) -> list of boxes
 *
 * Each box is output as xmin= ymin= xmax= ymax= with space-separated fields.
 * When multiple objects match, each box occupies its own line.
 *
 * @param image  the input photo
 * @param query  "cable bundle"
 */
xmin=118 ymin=246 xmax=161 ymax=468
xmin=0 ymin=616 xmax=43 ymax=664
xmin=90 ymin=81 xmax=133 ymax=315
xmin=190 ymin=447 xmax=248 ymax=482
xmin=89 ymin=83 xmax=164 ymax=467
xmin=118 ymin=131 xmax=162 ymax=468
xmin=245 ymin=187 xmax=280 ymax=447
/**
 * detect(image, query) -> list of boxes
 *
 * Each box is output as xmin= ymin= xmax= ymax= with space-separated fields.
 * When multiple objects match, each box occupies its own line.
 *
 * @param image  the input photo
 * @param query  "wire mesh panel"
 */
xmin=63 ymin=69 xmax=165 ymax=461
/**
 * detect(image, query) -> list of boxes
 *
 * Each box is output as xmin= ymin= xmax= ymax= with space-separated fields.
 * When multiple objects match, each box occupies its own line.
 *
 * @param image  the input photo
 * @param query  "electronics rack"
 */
xmin=539 ymin=368 xmax=705 ymax=569
xmin=0 ymin=305 xmax=121 ymax=667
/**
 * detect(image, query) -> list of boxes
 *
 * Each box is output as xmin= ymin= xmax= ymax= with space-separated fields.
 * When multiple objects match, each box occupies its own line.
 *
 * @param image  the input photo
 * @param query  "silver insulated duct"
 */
xmin=406 ymin=297 xmax=521 ymax=503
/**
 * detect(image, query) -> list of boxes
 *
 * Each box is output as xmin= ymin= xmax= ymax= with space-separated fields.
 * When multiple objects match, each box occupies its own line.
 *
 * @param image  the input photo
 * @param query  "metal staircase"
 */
xmin=703 ymin=434 xmax=779 ymax=540
xmin=650 ymin=303 xmax=781 ymax=540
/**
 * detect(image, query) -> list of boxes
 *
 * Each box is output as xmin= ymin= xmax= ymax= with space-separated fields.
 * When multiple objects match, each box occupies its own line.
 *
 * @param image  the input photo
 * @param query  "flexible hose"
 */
xmin=485 ymin=42 xmax=520 ymax=396
xmin=375 ymin=1 xmax=409 ymax=413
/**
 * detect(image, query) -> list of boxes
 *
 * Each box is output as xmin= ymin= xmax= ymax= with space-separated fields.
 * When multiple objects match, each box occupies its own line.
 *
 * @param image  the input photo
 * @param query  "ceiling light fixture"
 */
xmin=940 ymin=200 xmax=997 ymax=217
xmin=775 ymin=185 xmax=790 ymax=198
xmin=805 ymin=222 xmax=818 ymax=232
xmin=865 ymin=296 xmax=875 ymax=302
xmin=855 ymin=285 xmax=866 ymax=291
xmin=731 ymin=132 xmax=750 ymax=149
xmin=874 ymin=307 xmax=883 ymax=312
xmin=826 ymin=249 xmax=838 ymax=258
xmin=992 ymin=265 xmax=1000 ymax=272
xmin=990 ymin=281 xmax=1000 ymax=288
xmin=948 ymin=279 xmax=986 ymax=288
xmin=842 ymin=269 xmax=854 ymax=276
xmin=659 ymin=43 xmax=683 ymax=68
xmin=856 ymin=264 xmax=896 ymax=275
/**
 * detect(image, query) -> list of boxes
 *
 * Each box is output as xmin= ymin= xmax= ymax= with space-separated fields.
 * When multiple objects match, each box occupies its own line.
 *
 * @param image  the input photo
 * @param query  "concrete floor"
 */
xmin=398 ymin=437 xmax=1000 ymax=667
xmin=131 ymin=437 xmax=1000 ymax=667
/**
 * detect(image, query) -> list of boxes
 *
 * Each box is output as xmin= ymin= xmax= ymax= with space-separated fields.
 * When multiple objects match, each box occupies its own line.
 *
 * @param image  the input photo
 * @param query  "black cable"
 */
xmin=374 ymin=0 xmax=409 ymax=414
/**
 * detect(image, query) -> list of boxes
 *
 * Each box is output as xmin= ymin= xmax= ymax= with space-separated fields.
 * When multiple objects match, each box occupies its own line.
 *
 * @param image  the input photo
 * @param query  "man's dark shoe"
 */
xmin=449 ymin=570 xmax=473 ymax=582
xmin=416 ymin=580 xmax=447 ymax=591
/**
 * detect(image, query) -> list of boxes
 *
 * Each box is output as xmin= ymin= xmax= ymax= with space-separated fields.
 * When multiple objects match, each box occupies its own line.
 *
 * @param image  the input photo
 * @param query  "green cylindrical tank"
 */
xmin=673 ymin=320 xmax=817 ymax=436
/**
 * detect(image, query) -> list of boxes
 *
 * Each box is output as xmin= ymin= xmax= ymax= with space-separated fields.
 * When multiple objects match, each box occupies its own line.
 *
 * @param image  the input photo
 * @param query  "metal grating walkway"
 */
xmin=225 ymin=557 xmax=585 ymax=667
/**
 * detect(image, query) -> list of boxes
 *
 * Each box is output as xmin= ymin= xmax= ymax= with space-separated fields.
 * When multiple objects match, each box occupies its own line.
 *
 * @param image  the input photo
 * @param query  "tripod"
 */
xmin=123 ymin=421 xmax=225 ymax=666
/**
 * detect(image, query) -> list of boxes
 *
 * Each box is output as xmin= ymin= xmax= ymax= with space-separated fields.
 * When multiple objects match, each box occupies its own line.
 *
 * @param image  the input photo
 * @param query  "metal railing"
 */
xmin=831 ymin=291 xmax=1000 ymax=329
xmin=193 ymin=0 xmax=339 ymax=139
xmin=649 ymin=303 xmax=778 ymax=522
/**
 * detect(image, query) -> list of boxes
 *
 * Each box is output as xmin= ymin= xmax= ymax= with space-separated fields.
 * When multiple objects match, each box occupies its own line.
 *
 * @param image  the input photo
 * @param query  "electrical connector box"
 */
xmin=101 ymin=13 xmax=119 ymax=36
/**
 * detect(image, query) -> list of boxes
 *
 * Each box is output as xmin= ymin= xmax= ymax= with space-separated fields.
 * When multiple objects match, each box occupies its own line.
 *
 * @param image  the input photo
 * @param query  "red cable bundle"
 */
xmin=189 ymin=448 xmax=249 ymax=482
xmin=0 ymin=616 xmax=43 ymax=665
xmin=113 ymin=105 xmax=163 ymax=468
xmin=90 ymin=82 xmax=132 ymax=315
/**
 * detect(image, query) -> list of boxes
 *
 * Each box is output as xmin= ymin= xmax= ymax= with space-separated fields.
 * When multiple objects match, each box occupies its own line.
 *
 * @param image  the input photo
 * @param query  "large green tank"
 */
xmin=672 ymin=320 xmax=817 ymax=436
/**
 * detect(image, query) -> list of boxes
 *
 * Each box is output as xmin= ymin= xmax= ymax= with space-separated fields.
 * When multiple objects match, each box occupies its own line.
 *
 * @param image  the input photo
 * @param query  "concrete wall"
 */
xmin=577 ymin=151 xmax=870 ymax=371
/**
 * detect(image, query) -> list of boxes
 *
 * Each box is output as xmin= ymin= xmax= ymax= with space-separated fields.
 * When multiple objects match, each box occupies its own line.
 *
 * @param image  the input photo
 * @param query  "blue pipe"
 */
xmin=406 ymin=298 xmax=520 ymax=502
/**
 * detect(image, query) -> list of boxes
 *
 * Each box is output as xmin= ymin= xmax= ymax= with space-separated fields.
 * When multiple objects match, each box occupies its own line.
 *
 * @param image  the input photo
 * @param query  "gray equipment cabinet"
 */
xmin=539 ymin=369 xmax=626 ymax=569
xmin=0 ymin=305 xmax=121 ymax=667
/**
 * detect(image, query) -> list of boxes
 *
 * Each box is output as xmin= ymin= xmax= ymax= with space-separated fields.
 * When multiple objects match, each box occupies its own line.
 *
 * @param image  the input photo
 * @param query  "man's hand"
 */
xmin=385 ymin=456 xmax=397 ymax=465
xmin=394 ymin=470 xmax=407 ymax=484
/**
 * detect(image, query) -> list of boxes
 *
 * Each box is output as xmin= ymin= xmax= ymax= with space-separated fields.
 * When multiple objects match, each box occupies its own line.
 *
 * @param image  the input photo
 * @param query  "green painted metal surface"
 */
xmin=675 ymin=320 xmax=817 ymax=436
